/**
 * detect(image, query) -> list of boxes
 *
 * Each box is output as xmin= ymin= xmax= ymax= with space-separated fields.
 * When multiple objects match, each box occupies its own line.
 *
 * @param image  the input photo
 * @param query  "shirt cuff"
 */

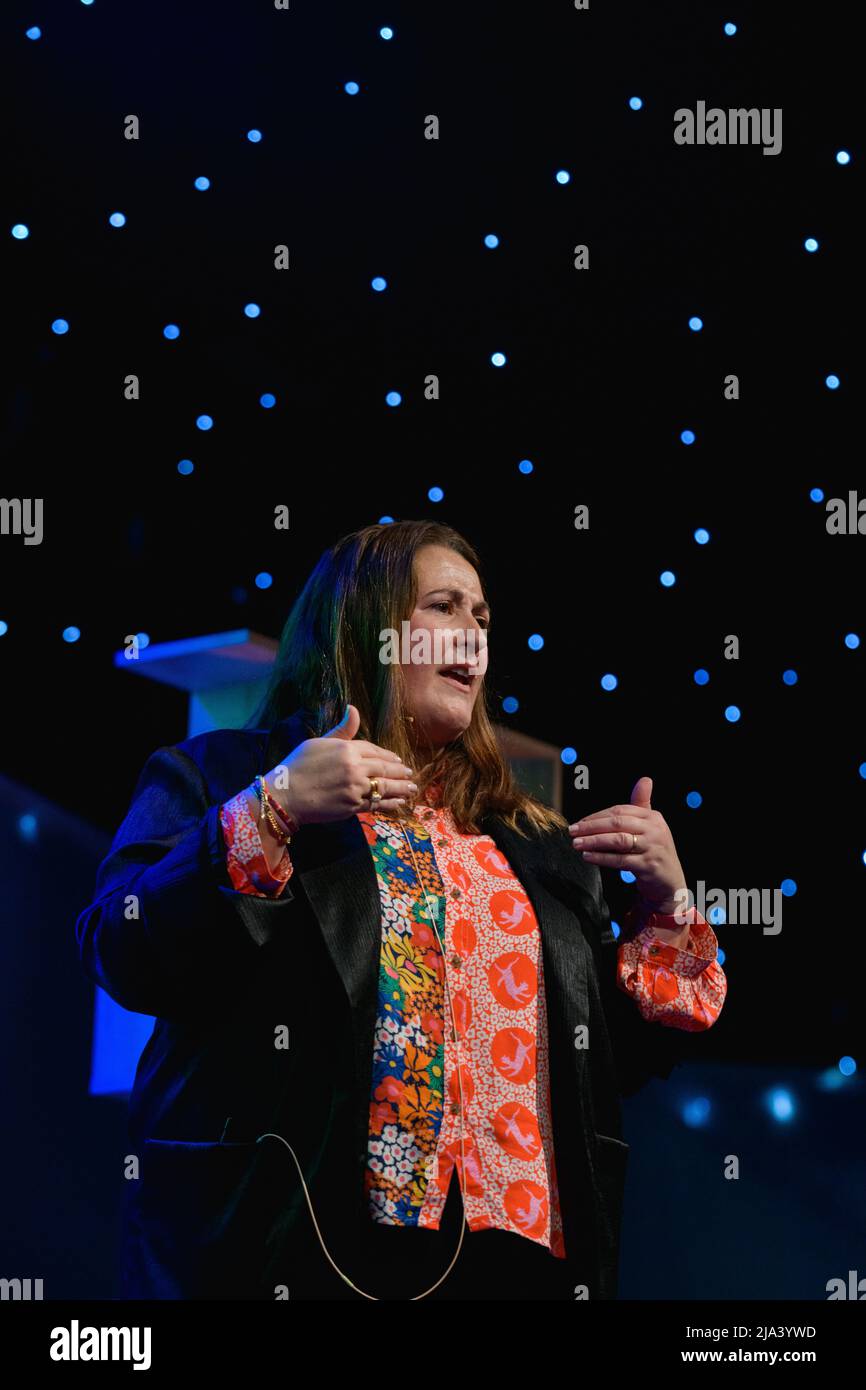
xmin=220 ymin=789 xmax=293 ymax=898
xmin=616 ymin=904 xmax=727 ymax=1028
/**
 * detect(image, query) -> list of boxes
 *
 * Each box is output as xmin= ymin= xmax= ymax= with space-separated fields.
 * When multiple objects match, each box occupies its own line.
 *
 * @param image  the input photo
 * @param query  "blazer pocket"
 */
xmin=133 ymin=1138 xmax=273 ymax=1297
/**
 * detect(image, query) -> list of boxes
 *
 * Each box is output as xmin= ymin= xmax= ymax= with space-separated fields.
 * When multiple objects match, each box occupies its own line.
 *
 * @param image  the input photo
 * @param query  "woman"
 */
xmin=76 ymin=519 xmax=726 ymax=1301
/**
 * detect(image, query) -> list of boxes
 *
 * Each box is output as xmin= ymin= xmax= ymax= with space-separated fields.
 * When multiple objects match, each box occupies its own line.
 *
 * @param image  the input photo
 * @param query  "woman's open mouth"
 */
xmin=438 ymin=667 xmax=475 ymax=693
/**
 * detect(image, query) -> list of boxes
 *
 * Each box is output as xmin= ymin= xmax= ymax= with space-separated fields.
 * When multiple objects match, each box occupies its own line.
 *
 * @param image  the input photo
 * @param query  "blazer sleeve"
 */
xmin=74 ymin=743 xmax=298 ymax=1019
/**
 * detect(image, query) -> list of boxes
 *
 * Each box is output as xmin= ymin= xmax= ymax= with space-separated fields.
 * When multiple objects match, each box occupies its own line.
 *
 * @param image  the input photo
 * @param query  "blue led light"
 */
xmin=610 ymin=921 xmax=621 ymax=940
xmin=780 ymin=879 xmax=797 ymax=897
xmin=601 ymin=673 xmax=618 ymax=691
xmin=163 ymin=324 xmax=180 ymax=340
xmin=385 ymin=390 xmax=402 ymax=407
xmin=247 ymin=129 xmax=263 ymax=143
xmin=379 ymin=27 xmax=394 ymax=40
xmin=680 ymin=429 xmax=696 ymax=445
xmin=859 ymin=762 xmax=866 ymax=780
xmin=825 ymin=374 xmax=840 ymax=389
xmin=344 ymin=81 xmax=360 ymax=95
xmin=682 ymin=1097 xmax=711 ymax=1128
xmin=660 ymin=570 xmax=676 ymax=587
xmin=694 ymin=527 xmax=710 ymax=544
xmin=244 ymin=303 xmax=261 ymax=318
xmin=502 ymin=696 xmax=519 ymax=714
xmin=725 ymin=705 xmax=741 ymax=722
xmin=686 ymin=791 xmax=702 ymax=808
xmin=109 ymin=212 xmax=126 ymax=228
xmin=694 ymin=668 xmax=709 ymax=685
xmin=804 ymin=237 xmax=819 ymax=252
xmin=560 ymin=747 xmax=577 ymax=765
xmin=63 ymin=626 xmax=81 ymax=643
xmin=528 ymin=634 xmax=544 ymax=651
xmin=782 ymin=669 xmax=798 ymax=685
xmin=809 ymin=487 xmax=824 ymax=502
xmin=518 ymin=458 xmax=533 ymax=474
xmin=0 ymin=621 xmax=7 ymax=636
xmin=378 ymin=516 xmax=394 ymax=524
xmin=11 ymin=224 xmax=29 ymax=240
xmin=177 ymin=459 xmax=194 ymax=475
xmin=717 ymin=947 xmax=726 ymax=966
xmin=51 ymin=319 xmax=69 ymax=335
xmin=844 ymin=632 xmax=860 ymax=649
xmin=629 ymin=97 xmax=643 ymax=111
xmin=371 ymin=276 xmax=387 ymax=292
xmin=836 ymin=150 xmax=850 ymax=165
xmin=255 ymin=572 xmax=273 ymax=590
xmin=724 ymin=22 xmax=737 ymax=36
xmin=26 ymin=26 xmax=41 ymax=40
xmin=18 ymin=813 xmax=38 ymax=842
xmin=259 ymin=392 xmax=276 ymax=408
xmin=196 ymin=414 xmax=213 ymax=430
xmin=555 ymin=170 xmax=571 ymax=185
xmin=709 ymin=905 xmax=726 ymax=926
xmin=620 ymin=870 xmax=636 ymax=884
xmin=839 ymin=1056 xmax=857 ymax=1076
xmin=491 ymin=351 xmax=506 ymax=367
xmin=689 ymin=316 xmax=703 ymax=331
xmin=428 ymin=486 xmax=444 ymax=502
xmin=194 ymin=176 xmax=210 ymax=190
xmin=767 ymin=1088 xmax=795 ymax=1122
xmin=484 ymin=234 xmax=499 ymax=248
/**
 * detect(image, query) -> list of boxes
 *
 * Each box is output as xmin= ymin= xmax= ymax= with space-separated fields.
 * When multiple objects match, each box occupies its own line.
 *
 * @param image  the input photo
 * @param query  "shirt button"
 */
xmin=451 ymin=955 xmax=462 ymax=969
xmin=451 ymin=1102 xmax=460 ymax=1114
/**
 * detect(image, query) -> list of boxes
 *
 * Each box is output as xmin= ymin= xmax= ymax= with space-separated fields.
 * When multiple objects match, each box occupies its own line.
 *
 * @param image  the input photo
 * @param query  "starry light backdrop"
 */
xmin=0 ymin=0 xmax=861 ymax=1298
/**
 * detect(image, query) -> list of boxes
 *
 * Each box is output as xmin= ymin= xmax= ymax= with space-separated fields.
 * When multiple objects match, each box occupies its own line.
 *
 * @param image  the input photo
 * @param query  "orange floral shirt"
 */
xmin=219 ymin=787 xmax=727 ymax=1259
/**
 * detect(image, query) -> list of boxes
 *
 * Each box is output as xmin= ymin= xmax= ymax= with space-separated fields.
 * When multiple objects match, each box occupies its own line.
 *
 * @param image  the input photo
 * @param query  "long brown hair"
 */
xmin=246 ymin=519 xmax=566 ymax=838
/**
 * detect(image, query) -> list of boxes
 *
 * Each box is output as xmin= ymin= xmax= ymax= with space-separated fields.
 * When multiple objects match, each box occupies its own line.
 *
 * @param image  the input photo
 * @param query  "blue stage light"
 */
xmin=682 ymin=1097 xmax=711 ymax=1127
xmin=194 ymin=176 xmax=210 ymax=190
xmin=839 ymin=1056 xmax=857 ymax=1076
xmin=689 ymin=316 xmax=703 ymax=331
xmin=491 ymin=352 xmax=506 ymax=366
xmin=560 ymin=747 xmax=577 ymax=765
xmin=804 ymin=237 xmax=819 ymax=252
xmin=660 ymin=570 xmax=676 ymax=587
xmin=780 ymin=879 xmax=797 ymax=897
xmin=694 ymin=527 xmax=710 ymax=544
xmin=244 ymin=303 xmax=261 ymax=318
xmin=782 ymin=669 xmax=798 ymax=685
xmin=528 ymin=634 xmax=544 ymax=651
xmin=51 ymin=319 xmax=69 ymax=335
xmin=724 ymin=705 xmax=741 ymax=722
xmin=518 ymin=458 xmax=533 ymax=473
xmin=0 ymin=620 xmax=7 ymax=636
xmin=680 ymin=429 xmax=696 ymax=445
xmin=18 ymin=814 xmax=38 ymax=842
xmin=717 ymin=947 xmax=726 ymax=965
xmin=844 ymin=632 xmax=860 ymax=649
xmin=724 ymin=22 xmax=737 ymax=36
xmin=694 ymin=668 xmax=710 ymax=685
xmin=247 ymin=129 xmax=263 ymax=143
xmin=836 ymin=150 xmax=850 ymax=165
xmin=177 ymin=459 xmax=194 ymax=475
xmin=766 ymin=1088 xmax=795 ymax=1122
xmin=610 ymin=920 xmax=621 ymax=940
xmin=628 ymin=97 xmax=643 ymax=111
xmin=502 ymin=696 xmax=519 ymax=714
xmin=686 ymin=791 xmax=702 ymax=808
xmin=259 ymin=392 xmax=276 ymax=408
xmin=825 ymin=374 xmax=840 ymax=389
xmin=620 ymin=870 xmax=636 ymax=884
xmin=11 ymin=224 xmax=29 ymax=239
xmin=555 ymin=170 xmax=571 ymax=184
xmin=809 ymin=487 xmax=824 ymax=502
xmin=428 ymin=486 xmax=444 ymax=502
xmin=378 ymin=515 xmax=394 ymax=524
xmin=371 ymin=276 xmax=387 ymax=291
xmin=26 ymin=26 xmax=41 ymax=40
xmin=109 ymin=212 xmax=126 ymax=227
xmin=708 ymin=905 xmax=726 ymax=926
xmin=379 ymin=27 xmax=394 ymax=40
xmin=63 ymin=626 xmax=81 ymax=643
xmin=196 ymin=414 xmax=213 ymax=430
xmin=385 ymin=390 xmax=402 ymax=406
xmin=163 ymin=324 xmax=180 ymax=339
xmin=601 ymin=673 xmax=618 ymax=691
xmin=484 ymin=234 xmax=499 ymax=248
xmin=344 ymin=81 xmax=360 ymax=95
xmin=255 ymin=572 xmax=273 ymax=590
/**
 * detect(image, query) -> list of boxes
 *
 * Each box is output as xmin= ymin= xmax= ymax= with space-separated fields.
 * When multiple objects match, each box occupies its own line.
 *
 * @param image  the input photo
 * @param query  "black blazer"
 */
xmin=75 ymin=709 xmax=692 ymax=1300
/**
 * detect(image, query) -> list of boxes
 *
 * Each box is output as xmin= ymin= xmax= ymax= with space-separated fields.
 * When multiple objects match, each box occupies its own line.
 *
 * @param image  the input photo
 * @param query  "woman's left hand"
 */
xmin=568 ymin=776 xmax=688 ymax=915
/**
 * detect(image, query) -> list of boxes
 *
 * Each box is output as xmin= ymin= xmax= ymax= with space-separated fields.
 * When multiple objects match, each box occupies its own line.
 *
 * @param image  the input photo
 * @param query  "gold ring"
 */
xmin=631 ymin=833 xmax=639 ymax=852
xmin=368 ymin=777 xmax=382 ymax=805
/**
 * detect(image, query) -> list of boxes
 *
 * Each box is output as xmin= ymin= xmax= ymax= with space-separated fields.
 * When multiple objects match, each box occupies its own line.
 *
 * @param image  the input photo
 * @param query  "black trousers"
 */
xmin=301 ymin=1177 xmax=586 ymax=1301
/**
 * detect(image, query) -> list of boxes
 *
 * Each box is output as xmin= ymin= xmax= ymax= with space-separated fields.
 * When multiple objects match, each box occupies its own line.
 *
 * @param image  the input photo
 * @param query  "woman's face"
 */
xmin=399 ymin=544 xmax=489 ymax=751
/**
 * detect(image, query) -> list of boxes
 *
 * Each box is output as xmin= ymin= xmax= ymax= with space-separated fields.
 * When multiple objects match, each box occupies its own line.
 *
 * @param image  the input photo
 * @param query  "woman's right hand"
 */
xmin=264 ymin=704 xmax=416 ymax=828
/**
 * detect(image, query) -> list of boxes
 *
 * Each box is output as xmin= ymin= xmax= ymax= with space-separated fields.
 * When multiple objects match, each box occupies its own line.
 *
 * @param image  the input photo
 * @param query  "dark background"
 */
xmin=1 ymin=0 xmax=861 ymax=1299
